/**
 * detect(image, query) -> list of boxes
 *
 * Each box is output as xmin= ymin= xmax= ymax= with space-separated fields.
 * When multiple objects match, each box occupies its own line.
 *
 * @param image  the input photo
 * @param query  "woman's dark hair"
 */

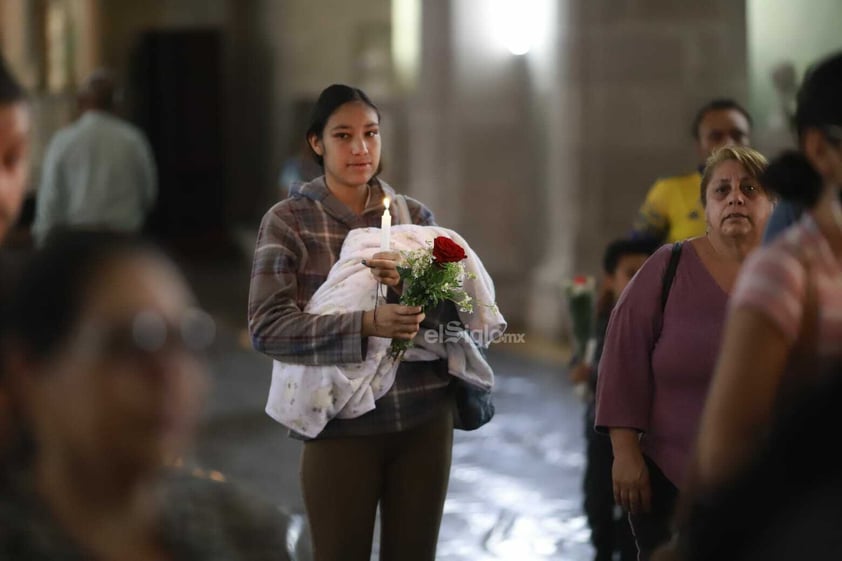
xmin=760 ymin=150 xmax=823 ymax=208
xmin=0 ymin=55 xmax=25 ymax=104
xmin=794 ymin=52 xmax=842 ymax=138
xmin=3 ymin=230 xmax=164 ymax=359
xmin=305 ymin=84 xmax=381 ymax=168
xmin=763 ymin=51 xmax=842 ymax=207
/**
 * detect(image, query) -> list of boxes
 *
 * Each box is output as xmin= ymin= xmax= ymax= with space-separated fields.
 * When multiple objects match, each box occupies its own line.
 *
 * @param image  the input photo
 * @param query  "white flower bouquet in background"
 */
xmin=563 ymin=275 xmax=597 ymax=399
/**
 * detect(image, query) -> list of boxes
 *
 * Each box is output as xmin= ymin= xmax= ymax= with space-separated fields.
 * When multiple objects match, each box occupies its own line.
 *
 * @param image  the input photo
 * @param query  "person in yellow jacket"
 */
xmin=634 ymin=99 xmax=753 ymax=243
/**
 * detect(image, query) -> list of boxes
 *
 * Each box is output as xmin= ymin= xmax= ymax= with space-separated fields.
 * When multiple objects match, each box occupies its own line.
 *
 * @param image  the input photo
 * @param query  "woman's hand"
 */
xmin=609 ymin=428 xmax=652 ymax=515
xmin=569 ymin=362 xmax=591 ymax=384
xmin=362 ymin=305 xmax=425 ymax=340
xmin=364 ymin=251 xmax=402 ymax=290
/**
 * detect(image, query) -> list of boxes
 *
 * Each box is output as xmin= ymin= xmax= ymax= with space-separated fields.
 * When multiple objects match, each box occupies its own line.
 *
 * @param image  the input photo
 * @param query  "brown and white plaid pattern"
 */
xmin=249 ymin=176 xmax=453 ymax=439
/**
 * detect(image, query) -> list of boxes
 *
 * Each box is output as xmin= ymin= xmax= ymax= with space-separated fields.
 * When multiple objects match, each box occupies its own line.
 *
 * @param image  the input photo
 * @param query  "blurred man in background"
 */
xmin=32 ymin=69 xmax=157 ymax=246
xmin=632 ymin=99 xmax=752 ymax=243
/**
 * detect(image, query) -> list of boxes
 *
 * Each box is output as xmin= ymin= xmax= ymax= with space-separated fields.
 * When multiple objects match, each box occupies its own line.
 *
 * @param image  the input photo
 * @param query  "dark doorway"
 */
xmin=131 ymin=29 xmax=231 ymax=256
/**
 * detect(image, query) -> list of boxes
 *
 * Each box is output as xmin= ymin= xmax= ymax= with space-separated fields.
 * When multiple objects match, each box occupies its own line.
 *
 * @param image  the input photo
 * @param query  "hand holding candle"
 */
xmin=380 ymin=197 xmax=391 ymax=251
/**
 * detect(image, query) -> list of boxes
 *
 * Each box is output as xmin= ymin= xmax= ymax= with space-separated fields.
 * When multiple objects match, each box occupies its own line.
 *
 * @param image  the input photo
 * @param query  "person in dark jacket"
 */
xmin=570 ymin=237 xmax=658 ymax=561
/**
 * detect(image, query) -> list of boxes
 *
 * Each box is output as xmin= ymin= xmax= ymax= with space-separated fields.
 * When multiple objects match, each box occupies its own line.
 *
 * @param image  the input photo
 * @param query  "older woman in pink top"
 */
xmin=595 ymin=146 xmax=774 ymax=560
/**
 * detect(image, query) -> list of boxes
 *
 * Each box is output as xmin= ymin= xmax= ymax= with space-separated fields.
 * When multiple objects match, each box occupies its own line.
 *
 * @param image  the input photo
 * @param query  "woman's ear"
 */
xmin=307 ymin=133 xmax=323 ymax=156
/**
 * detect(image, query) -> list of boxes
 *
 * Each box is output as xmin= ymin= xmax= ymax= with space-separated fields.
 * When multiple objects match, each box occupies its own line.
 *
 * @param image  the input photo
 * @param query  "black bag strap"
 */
xmin=661 ymin=241 xmax=684 ymax=313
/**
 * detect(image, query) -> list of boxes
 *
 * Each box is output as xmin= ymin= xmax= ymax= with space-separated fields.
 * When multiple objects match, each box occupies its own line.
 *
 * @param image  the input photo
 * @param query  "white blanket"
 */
xmin=265 ymin=225 xmax=506 ymax=438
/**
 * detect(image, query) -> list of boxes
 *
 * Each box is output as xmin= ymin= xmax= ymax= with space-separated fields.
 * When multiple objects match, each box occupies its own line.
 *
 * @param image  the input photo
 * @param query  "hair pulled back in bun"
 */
xmin=760 ymin=150 xmax=824 ymax=208
xmin=762 ymin=52 xmax=842 ymax=207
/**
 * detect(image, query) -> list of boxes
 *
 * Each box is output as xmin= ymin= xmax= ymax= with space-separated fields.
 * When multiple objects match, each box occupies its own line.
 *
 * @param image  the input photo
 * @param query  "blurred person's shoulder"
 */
xmin=106 ymin=113 xmax=150 ymax=144
xmin=78 ymin=110 xmax=149 ymax=145
xmin=44 ymin=120 xmax=78 ymax=153
xmin=163 ymin=469 xmax=293 ymax=560
xmin=650 ymin=171 xmax=702 ymax=194
xmin=755 ymin=214 xmax=819 ymax=267
xmin=0 ymin=469 xmax=62 ymax=558
xmin=733 ymin=218 xmax=816 ymax=311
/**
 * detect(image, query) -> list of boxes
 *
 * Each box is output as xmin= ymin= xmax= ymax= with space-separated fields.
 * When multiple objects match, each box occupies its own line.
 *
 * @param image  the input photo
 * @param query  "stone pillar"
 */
xmin=528 ymin=0 xmax=749 ymax=344
xmin=525 ymin=1 xmax=582 ymax=342
xmin=405 ymin=0 xmax=458 ymax=226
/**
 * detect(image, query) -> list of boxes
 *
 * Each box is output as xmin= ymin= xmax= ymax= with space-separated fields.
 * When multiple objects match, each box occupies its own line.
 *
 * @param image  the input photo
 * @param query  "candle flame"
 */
xmin=383 ymin=197 xmax=390 ymax=208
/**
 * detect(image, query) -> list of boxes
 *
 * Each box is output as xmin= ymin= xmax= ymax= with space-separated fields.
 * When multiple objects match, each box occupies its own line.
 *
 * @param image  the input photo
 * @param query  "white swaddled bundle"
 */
xmin=265 ymin=224 xmax=506 ymax=438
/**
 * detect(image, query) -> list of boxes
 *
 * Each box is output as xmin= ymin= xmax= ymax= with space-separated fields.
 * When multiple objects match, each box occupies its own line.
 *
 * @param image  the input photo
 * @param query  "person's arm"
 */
xmin=671 ymin=307 xmax=791 ymax=537
xmin=610 ymin=428 xmax=652 ymax=515
xmin=694 ymin=307 xmax=791 ymax=488
xmin=247 ymin=208 xmax=370 ymax=365
xmin=632 ymin=180 xmax=670 ymax=243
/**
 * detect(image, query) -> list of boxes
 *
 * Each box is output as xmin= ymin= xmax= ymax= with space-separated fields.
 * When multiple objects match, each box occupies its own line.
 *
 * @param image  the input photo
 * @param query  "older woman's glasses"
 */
xmin=77 ymin=308 xmax=216 ymax=360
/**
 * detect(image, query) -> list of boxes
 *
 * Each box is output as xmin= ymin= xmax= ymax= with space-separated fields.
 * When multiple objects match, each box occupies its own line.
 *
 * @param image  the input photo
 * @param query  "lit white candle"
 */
xmin=380 ymin=197 xmax=391 ymax=251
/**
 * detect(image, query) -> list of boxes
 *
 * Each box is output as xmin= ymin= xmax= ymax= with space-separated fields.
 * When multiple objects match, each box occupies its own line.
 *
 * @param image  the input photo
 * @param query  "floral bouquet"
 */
xmin=388 ymin=236 xmax=475 ymax=359
xmin=563 ymin=275 xmax=597 ymax=365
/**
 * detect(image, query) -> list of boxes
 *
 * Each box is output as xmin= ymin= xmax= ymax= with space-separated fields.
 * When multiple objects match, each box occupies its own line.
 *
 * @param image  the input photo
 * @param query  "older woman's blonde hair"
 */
xmin=700 ymin=146 xmax=772 ymax=206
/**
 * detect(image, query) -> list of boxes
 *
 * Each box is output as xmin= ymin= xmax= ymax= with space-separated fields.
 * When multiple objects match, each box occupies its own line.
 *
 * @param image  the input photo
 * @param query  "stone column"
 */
xmin=405 ymin=0 xmax=458 ymax=227
xmin=525 ymin=1 xmax=582 ymax=342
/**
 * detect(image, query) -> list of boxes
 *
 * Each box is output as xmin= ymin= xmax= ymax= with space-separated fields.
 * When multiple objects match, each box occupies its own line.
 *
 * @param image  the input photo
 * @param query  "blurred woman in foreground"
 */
xmin=0 ymin=231 xmax=290 ymax=560
xmin=691 ymin=50 xmax=842 ymax=496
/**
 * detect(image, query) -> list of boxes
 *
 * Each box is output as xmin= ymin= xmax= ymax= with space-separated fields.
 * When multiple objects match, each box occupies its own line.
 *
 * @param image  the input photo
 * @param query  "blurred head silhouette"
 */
xmin=691 ymin=99 xmax=753 ymax=163
xmin=77 ymin=68 xmax=118 ymax=114
xmin=3 ymin=231 xmax=212 ymax=476
xmin=760 ymin=51 xmax=842 ymax=209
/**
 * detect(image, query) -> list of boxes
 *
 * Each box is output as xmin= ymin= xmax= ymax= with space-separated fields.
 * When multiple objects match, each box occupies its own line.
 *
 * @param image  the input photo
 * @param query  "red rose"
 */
xmin=432 ymin=236 xmax=467 ymax=265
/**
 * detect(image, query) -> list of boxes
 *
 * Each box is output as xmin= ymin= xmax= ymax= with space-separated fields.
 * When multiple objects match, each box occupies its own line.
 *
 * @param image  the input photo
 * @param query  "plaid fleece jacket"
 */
xmin=248 ymin=176 xmax=454 ymax=439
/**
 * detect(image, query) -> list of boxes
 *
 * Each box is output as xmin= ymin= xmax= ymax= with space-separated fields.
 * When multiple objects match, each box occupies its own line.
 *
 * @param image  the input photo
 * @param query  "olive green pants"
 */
xmin=300 ymin=408 xmax=453 ymax=561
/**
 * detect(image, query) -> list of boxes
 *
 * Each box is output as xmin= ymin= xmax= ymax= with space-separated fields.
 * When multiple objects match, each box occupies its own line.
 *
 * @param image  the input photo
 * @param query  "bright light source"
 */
xmin=488 ymin=0 xmax=549 ymax=56
xmin=392 ymin=0 xmax=421 ymax=90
